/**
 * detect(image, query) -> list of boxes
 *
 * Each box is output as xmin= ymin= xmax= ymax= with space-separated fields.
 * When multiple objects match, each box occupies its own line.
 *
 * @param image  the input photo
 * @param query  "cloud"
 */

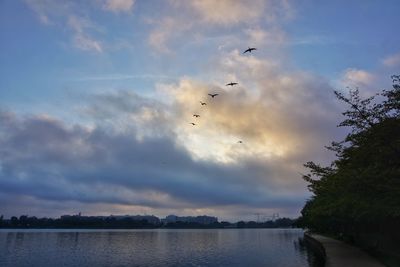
xmin=26 ymin=1 xmax=103 ymax=53
xmin=25 ymin=0 xmax=71 ymax=25
xmin=147 ymin=0 xmax=293 ymax=53
xmin=0 ymin=107 xmax=313 ymax=219
xmin=175 ymin=0 xmax=293 ymax=25
xmin=6 ymin=1 xmax=349 ymax=220
xmin=103 ymin=0 xmax=136 ymax=13
xmin=382 ymin=53 xmax=400 ymax=67
xmin=188 ymin=0 xmax=266 ymax=25
xmin=0 ymin=41 xmax=344 ymax=219
xmin=73 ymin=74 xmax=172 ymax=82
xmin=67 ymin=15 xmax=93 ymax=33
xmin=67 ymin=15 xmax=103 ymax=53
xmin=0 ymin=55 xmax=343 ymax=219
xmin=244 ymin=27 xmax=287 ymax=47
xmin=341 ymin=68 xmax=375 ymax=88
xmin=71 ymin=34 xmax=103 ymax=52
xmin=147 ymin=16 xmax=192 ymax=54
xmin=161 ymin=53 xmax=342 ymax=165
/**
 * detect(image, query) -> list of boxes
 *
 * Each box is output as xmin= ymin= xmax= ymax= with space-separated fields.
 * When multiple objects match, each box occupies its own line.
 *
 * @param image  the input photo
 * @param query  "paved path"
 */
xmin=309 ymin=234 xmax=385 ymax=267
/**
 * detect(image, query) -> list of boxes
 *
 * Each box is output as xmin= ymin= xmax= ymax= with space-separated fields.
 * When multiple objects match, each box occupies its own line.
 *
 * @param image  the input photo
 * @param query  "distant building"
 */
xmin=162 ymin=215 xmax=218 ymax=224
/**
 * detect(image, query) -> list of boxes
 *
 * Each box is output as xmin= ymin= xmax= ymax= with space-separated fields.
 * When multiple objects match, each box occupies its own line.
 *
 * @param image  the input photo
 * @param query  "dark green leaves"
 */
xmin=300 ymin=75 xmax=400 ymax=236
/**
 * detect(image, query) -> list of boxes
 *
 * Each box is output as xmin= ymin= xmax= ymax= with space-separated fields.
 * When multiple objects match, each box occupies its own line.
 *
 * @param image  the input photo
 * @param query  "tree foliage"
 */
xmin=300 ymin=75 xmax=400 ymax=237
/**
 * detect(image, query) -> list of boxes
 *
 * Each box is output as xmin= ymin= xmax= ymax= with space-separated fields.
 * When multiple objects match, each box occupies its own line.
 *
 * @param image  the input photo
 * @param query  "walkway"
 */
xmin=309 ymin=234 xmax=386 ymax=267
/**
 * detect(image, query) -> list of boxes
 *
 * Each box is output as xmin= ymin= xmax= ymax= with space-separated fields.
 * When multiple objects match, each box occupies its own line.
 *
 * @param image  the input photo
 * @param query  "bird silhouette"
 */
xmin=208 ymin=93 xmax=219 ymax=98
xmin=243 ymin=47 xmax=257 ymax=54
xmin=237 ymin=140 xmax=243 ymax=144
xmin=193 ymin=114 xmax=200 ymax=118
xmin=226 ymin=82 xmax=238 ymax=86
xmin=190 ymin=122 xmax=196 ymax=126
xmin=200 ymin=101 xmax=207 ymax=105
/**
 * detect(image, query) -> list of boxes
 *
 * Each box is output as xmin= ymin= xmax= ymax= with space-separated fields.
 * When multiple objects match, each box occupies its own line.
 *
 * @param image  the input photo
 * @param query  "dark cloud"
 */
xmin=0 ymin=104 xmax=311 ymax=219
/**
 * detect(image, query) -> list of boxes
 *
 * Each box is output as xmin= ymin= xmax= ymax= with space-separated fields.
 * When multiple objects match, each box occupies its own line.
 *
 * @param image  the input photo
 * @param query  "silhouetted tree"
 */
xmin=300 ymin=75 xmax=400 ymax=245
xmin=10 ymin=216 xmax=18 ymax=227
xmin=237 ymin=221 xmax=246 ymax=228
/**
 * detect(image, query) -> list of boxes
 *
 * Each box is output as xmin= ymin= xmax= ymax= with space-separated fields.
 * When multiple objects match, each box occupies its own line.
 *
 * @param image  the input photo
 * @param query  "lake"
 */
xmin=0 ymin=228 xmax=322 ymax=267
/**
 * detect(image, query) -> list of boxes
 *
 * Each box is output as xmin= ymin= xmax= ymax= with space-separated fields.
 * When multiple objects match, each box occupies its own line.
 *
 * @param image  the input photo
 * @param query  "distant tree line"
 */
xmin=0 ymin=215 xmax=158 ymax=229
xmin=0 ymin=214 xmax=296 ymax=229
xmin=235 ymin=218 xmax=294 ymax=228
xmin=298 ymin=75 xmax=400 ymax=265
xmin=164 ymin=218 xmax=295 ymax=229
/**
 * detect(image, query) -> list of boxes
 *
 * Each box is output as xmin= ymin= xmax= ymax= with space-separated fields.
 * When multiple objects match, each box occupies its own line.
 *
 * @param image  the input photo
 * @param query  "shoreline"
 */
xmin=0 ymin=227 xmax=300 ymax=231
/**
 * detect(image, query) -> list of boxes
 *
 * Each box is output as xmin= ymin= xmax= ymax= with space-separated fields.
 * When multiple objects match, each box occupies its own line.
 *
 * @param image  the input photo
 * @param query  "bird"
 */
xmin=190 ymin=122 xmax=196 ymax=126
xmin=193 ymin=114 xmax=200 ymax=118
xmin=208 ymin=93 xmax=219 ymax=98
xmin=226 ymin=82 xmax=238 ymax=86
xmin=237 ymin=140 xmax=243 ymax=144
xmin=243 ymin=47 xmax=257 ymax=54
xmin=200 ymin=101 xmax=207 ymax=105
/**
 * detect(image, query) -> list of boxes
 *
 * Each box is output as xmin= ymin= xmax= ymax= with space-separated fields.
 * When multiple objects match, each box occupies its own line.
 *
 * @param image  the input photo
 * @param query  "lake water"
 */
xmin=0 ymin=228 xmax=322 ymax=267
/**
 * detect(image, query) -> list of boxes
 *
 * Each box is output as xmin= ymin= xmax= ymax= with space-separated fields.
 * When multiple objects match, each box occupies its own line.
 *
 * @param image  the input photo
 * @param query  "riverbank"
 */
xmin=305 ymin=233 xmax=386 ymax=267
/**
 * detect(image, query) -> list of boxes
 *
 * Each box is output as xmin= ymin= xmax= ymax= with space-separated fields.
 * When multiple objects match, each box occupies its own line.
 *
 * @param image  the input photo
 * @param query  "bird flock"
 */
xmin=189 ymin=46 xmax=257 ymax=144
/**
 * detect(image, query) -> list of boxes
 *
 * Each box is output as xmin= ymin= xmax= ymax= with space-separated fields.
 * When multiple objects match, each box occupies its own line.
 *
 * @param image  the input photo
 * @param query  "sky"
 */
xmin=0 ymin=0 xmax=399 ymax=221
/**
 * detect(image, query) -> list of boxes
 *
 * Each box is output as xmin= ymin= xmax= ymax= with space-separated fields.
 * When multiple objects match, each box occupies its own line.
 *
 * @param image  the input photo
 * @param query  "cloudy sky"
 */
xmin=0 ymin=0 xmax=399 ymax=221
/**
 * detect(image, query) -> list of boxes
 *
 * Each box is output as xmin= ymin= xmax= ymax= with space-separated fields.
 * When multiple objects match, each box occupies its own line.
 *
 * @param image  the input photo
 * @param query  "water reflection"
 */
xmin=0 ymin=229 xmax=322 ymax=267
xmin=294 ymin=237 xmax=325 ymax=267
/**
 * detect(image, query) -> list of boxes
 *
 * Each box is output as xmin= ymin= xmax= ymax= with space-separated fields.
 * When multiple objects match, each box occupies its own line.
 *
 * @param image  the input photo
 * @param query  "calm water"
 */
xmin=0 ymin=228 xmax=322 ymax=267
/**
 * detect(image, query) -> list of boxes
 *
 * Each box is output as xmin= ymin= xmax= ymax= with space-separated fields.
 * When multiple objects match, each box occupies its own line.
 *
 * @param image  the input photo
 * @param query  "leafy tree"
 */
xmin=10 ymin=216 xmax=18 ymax=227
xmin=301 ymin=75 xmax=400 ymax=238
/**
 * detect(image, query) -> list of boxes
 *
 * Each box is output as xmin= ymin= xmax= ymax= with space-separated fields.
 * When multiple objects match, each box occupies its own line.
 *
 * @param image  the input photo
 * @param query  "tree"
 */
xmin=300 ymin=75 xmax=400 ymax=238
xmin=10 ymin=216 xmax=19 ymax=227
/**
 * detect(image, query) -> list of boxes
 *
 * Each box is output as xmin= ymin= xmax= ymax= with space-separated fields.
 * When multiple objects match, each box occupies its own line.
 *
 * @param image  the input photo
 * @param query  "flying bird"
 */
xmin=237 ymin=140 xmax=243 ymax=144
xmin=190 ymin=122 xmax=196 ymax=126
xmin=243 ymin=47 xmax=257 ymax=54
xmin=193 ymin=114 xmax=200 ymax=118
xmin=200 ymin=101 xmax=207 ymax=105
xmin=226 ymin=82 xmax=238 ymax=86
xmin=208 ymin=93 xmax=219 ymax=98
